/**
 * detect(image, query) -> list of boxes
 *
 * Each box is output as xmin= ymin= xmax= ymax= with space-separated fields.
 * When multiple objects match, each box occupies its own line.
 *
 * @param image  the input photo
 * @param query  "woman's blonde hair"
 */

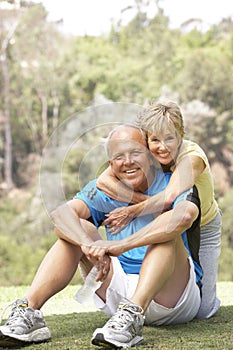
xmin=136 ymin=101 xmax=185 ymax=138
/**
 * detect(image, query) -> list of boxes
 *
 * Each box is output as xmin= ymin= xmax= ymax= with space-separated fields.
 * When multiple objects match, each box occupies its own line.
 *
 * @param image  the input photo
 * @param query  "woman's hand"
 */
xmin=102 ymin=206 xmax=135 ymax=234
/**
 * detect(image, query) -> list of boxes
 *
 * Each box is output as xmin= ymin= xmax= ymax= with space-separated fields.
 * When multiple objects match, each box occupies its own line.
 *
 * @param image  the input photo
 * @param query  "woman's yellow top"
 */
xmin=172 ymin=140 xmax=218 ymax=226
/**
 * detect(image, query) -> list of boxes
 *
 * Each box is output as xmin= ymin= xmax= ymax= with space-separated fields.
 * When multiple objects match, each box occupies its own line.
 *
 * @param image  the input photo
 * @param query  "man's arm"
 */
xmin=50 ymin=199 xmax=94 ymax=246
xmin=51 ymin=199 xmax=111 ymax=281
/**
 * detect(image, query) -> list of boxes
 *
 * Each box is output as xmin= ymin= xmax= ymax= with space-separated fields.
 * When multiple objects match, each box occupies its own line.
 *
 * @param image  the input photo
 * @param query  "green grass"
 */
xmin=0 ymin=282 xmax=232 ymax=350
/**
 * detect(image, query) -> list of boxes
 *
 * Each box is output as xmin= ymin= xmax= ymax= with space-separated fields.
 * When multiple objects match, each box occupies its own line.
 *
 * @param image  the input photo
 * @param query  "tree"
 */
xmin=0 ymin=1 xmax=24 ymax=191
xmin=12 ymin=3 xmax=67 ymax=153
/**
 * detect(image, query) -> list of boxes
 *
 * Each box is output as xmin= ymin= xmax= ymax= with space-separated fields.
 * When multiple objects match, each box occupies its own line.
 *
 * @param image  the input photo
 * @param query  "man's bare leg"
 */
xmin=130 ymin=237 xmax=190 ymax=311
xmin=27 ymin=220 xmax=102 ymax=310
xmin=91 ymin=238 xmax=194 ymax=349
xmin=27 ymin=239 xmax=82 ymax=310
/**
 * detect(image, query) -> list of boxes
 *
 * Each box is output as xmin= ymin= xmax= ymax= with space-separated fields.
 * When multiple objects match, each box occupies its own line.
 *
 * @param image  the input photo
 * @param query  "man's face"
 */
xmin=108 ymin=127 xmax=154 ymax=192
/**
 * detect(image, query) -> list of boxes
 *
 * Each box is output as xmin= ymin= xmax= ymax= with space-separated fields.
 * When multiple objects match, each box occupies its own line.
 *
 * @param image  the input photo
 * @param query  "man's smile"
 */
xmin=124 ymin=168 xmax=140 ymax=174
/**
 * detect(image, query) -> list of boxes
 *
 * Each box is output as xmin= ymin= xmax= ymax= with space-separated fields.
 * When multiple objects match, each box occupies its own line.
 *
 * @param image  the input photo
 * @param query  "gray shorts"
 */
xmin=197 ymin=209 xmax=222 ymax=319
xmin=94 ymin=256 xmax=201 ymax=326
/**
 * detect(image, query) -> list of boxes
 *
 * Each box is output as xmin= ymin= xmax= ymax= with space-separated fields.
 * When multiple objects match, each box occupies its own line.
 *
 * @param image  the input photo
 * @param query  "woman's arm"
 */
xmin=96 ymin=166 xmax=148 ymax=203
xmin=84 ymin=199 xmax=199 ymax=257
xmin=102 ymin=155 xmax=205 ymax=233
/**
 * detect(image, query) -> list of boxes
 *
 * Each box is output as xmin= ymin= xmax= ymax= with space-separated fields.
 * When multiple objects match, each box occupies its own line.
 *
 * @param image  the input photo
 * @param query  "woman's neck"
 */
xmin=161 ymin=162 xmax=174 ymax=173
xmin=161 ymin=140 xmax=183 ymax=172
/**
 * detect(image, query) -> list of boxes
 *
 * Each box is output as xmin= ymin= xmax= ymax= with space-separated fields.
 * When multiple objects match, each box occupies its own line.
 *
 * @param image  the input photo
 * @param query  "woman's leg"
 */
xmin=197 ymin=210 xmax=222 ymax=319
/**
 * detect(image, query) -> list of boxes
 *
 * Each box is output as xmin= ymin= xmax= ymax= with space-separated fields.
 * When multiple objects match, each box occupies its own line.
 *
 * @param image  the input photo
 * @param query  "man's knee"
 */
xmin=147 ymin=240 xmax=176 ymax=253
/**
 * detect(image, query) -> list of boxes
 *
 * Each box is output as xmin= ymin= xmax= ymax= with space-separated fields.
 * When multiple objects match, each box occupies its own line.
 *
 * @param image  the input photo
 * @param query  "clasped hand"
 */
xmin=81 ymin=240 xmax=123 ymax=282
xmin=102 ymin=206 xmax=134 ymax=234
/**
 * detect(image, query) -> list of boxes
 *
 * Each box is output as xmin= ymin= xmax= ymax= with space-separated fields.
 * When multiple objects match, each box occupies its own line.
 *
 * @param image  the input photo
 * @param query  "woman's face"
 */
xmin=147 ymin=131 xmax=182 ymax=166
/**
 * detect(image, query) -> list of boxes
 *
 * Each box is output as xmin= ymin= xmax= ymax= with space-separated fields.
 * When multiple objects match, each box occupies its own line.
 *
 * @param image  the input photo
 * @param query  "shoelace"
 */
xmin=107 ymin=309 xmax=135 ymax=330
xmin=0 ymin=302 xmax=27 ymax=326
xmin=119 ymin=303 xmax=144 ymax=314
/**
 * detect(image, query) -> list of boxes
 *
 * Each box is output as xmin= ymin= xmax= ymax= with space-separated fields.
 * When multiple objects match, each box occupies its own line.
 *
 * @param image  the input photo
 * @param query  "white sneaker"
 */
xmin=92 ymin=302 xmax=145 ymax=348
xmin=0 ymin=299 xmax=51 ymax=347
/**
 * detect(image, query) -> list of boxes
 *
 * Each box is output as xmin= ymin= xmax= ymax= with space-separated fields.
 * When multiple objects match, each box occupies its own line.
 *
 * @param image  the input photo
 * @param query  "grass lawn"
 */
xmin=0 ymin=282 xmax=232 ymax=349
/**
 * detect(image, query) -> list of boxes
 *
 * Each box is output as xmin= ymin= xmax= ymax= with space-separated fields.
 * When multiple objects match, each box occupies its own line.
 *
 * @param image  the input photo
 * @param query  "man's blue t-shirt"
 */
xmin=74 ymin=169 xmax=202 ymax=285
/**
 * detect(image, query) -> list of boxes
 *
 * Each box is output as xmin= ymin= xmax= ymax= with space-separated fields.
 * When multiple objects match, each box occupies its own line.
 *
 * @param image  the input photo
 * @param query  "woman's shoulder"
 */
xmin=177 ymin=140 xmax=210 ymax=168
xmin=182 ymin=139 xmax=202 ymax=149
xmin=180 ymin=139 xmax=206 ymax=155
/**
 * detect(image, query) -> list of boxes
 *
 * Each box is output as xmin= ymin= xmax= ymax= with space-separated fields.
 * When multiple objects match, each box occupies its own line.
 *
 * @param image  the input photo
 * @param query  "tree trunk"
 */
xmin=1 ymin=50 xmax=14 ymax=191
xmin=52 ymin=90 xmax=60 ymax=146
xmin=38 ymin=91 xmax=48 ymax=147
xmin=1 ymin=19 xmax=20 ymax=191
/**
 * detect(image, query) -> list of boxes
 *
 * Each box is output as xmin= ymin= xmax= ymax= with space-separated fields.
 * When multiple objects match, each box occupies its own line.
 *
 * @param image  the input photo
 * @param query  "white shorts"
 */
xmin=93 ymin=256 xmax=201 ymax=326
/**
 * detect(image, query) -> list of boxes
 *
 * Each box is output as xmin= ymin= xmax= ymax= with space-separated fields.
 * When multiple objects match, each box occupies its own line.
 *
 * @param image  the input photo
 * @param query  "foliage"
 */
xmin=0 ymin=191 xmax=57 ymax=285
xmin=0 ymin=0 xmax=232 ymax=285
xmin=1 ymin=1 xmax=233 ymax=174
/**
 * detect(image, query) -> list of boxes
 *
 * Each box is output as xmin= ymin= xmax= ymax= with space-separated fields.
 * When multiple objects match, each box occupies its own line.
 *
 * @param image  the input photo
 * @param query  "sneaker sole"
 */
xmin=92 ymin=332 xmax=143 ymax=349
xmin=0 ymin=332 xmax=27 ymax=347
xmin=0 ymin=328 xmax=51 ymax=346
xmin=92 ymin=333 xmax=119 ymax=349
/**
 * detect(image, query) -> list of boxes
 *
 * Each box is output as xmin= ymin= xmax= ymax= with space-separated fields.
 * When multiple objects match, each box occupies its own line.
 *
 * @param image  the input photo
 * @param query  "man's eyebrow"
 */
xmin=111 ymin=152 xmax=123 ymax=159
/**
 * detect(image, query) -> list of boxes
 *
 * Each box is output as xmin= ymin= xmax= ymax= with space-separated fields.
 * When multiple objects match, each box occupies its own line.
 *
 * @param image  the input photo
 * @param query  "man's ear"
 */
xmin=108 ymin=160 xmax=112 ymax=167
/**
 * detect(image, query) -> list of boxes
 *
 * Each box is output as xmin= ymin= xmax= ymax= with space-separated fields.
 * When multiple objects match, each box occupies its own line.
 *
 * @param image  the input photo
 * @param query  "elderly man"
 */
xmin=0 ymin=125 xmax=202 ymax=349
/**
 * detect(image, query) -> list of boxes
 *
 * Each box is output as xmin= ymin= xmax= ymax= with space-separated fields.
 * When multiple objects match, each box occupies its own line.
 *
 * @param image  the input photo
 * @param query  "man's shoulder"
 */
xmin=74 ymin=179 xmax=100 ymax=200
xmin=75 ymin=178 xmax=119 ymax=203
xmin=81 ymin=179 xmax=98 ymax=195
xmin=74 ymin=178 xmax=128 ymax=215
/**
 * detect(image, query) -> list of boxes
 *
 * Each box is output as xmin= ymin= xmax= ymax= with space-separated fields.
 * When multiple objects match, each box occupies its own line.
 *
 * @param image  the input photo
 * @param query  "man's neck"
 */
xmin=134 ymin=167 xmax=155 ymax=193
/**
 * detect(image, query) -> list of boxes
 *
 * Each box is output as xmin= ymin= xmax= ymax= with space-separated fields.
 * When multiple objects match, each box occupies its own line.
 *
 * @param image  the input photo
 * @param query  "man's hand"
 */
xmin=81 ymin=239 xmax=124 ymax=280
xmin=84 ymin=240 xmax=125 ymax=257
xmin=81 ymin=243 xmax=111 ymax=282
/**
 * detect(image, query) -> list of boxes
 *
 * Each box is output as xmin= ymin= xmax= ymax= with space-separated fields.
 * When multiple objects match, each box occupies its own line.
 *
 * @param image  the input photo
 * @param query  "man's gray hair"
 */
xmin=104 ymin=124 xmax=146 ymax=159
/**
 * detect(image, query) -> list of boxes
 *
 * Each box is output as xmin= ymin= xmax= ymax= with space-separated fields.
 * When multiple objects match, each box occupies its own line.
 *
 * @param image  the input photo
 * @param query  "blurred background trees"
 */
xmin=0 ymin=0 xmax=232 ymax=285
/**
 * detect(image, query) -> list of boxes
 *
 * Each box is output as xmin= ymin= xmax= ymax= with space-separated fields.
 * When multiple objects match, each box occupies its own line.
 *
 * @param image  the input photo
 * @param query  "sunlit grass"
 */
xmin=0 ymin=282 xmax=232 ymax=349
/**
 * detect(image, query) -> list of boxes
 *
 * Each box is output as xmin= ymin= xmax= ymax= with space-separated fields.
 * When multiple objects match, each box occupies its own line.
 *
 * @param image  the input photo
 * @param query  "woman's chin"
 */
xmin=157 ymin=157 xmax=173 ymax=165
